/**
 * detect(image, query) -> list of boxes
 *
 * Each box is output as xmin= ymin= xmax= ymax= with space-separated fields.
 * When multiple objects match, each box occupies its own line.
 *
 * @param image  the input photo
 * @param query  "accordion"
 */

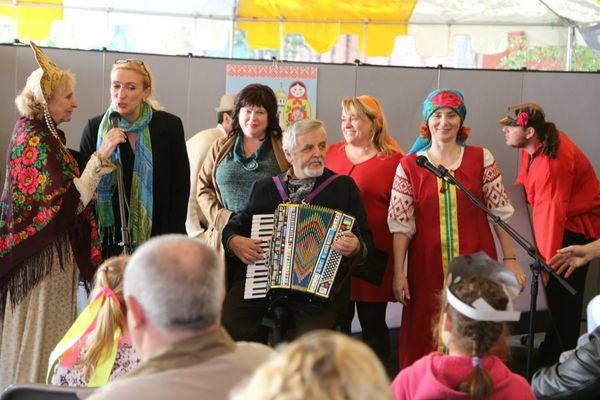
xmin=244 ymin=204 xmax=355 ymax=300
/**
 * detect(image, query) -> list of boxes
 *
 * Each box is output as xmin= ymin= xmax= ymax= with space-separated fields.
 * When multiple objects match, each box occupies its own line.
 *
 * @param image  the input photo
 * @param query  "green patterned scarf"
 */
xmin=96 ymin=102 xmax=153 ymax=247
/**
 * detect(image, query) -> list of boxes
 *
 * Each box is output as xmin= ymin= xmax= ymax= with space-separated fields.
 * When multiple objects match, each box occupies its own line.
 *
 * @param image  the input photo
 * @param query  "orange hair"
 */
xmin=419 ymin=122 xmax=471 ymax=142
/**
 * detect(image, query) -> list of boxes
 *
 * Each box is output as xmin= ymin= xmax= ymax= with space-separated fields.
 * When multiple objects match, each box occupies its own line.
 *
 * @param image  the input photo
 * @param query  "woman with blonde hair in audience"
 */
xmin=231 ymin=330 xmax=392 ymax=400
xmin=391 ymin=253 xmax=534 ymax=400
xmin=80 ymin=58 xmax=189 ymax=258
xmin=49 ymin=256 xmax=141 ymax=387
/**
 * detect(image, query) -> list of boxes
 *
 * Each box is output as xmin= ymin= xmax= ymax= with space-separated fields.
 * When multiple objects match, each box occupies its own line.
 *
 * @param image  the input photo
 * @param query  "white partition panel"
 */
xmin=1 ymin=44 xmax=598 ymax=331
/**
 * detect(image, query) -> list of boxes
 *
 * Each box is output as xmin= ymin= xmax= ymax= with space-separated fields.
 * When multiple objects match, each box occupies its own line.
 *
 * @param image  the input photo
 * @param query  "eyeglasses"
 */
xmin=114 ymin=59 xmax=152 ymax=87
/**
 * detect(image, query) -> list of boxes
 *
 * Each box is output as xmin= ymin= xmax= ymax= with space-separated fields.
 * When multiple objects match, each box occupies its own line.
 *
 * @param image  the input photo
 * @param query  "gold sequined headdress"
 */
xmin=30 ymin=41 xmax=65 ymax=104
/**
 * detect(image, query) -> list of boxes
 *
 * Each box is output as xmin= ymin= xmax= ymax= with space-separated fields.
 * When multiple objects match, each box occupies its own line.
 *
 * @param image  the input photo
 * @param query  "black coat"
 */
xmin=532 ymin=325 xmax=600 ymax=399
xmin=80 ymin=110 xmax=189 ymax=256
xmin=222 ymin=168 xmax=378 ymax=308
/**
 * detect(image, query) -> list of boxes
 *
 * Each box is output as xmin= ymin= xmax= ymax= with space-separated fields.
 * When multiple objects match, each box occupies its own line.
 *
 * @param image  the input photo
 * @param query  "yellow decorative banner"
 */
xmin=237 ymin=0 xmax=417 ymax=56
xmin=0 ymin=0 xmax=63 ymax=41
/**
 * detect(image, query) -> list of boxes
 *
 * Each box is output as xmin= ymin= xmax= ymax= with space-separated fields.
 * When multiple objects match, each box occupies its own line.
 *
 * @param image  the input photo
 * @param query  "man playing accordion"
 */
xmin=221 ymin=119 xmax=379 ymax=343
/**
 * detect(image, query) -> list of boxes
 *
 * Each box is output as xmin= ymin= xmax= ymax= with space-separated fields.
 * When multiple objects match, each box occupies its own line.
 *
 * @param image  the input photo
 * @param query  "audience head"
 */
xmin=231 ymin=330 xmax=392 ymax=400
xmin=16 ymin=42 xmax=77 ymax=123
xmin=79 ymin=256 xmax=129 ymax=382
xmin=231 ymin=83 xmax=281 ymax=139
xmin=419 ymin=88 xmax=470 ymax=143
xmin=499 ymin=102 xmax=559 ymax=158
xmin=341 ymin=95 xmax=400 ymax=156
xmin=124 ymin=235 xmax=224 ymax=355
xmin=282 ymin=119 xmax=327 ymax=179
xmin=441 ymin=252 xmax=521 ymax=399
xmin=110 ymin=58 xmax=162 ymax=121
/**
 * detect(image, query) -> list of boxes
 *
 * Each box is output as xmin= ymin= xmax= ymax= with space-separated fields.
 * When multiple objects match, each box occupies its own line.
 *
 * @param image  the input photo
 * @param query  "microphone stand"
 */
xmin=434 ymin=164 xmax=575 ymax=381
xmin=115 ymin=149 xmax=132 ymax=255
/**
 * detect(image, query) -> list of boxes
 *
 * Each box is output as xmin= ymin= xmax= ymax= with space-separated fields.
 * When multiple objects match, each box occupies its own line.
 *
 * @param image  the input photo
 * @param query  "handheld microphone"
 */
xmin=109 ymin=111 xmax=123 ymax=160
xmin=415 ymin=155 xmax=445 ymax=179
xmin=109 ymin=111 xmax=121 ymax=130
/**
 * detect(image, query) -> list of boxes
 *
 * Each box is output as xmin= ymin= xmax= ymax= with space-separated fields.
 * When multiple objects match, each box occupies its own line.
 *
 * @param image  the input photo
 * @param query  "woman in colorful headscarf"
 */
xmin=0 ymin=43 xmax=118 ymax=388
xmin=326 ymin=95 xmax=402 ymax=367
xmin=49 ymin=256 xmax=141 ymax=387
xmin=80 ymin=59 xmax=190 ymax=257
xmin=387 ymin=89 xmax=525 ymax=369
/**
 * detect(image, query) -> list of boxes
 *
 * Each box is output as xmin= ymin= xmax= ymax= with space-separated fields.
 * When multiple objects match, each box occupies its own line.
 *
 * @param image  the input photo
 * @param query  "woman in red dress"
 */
xmin=326 ymin=95 xmax=402 ymax=367
xmin=387 ymin=89 xmax=526 ymax=369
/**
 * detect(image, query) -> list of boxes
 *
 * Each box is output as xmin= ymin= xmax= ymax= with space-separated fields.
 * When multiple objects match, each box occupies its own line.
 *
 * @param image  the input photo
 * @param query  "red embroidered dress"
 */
xmin=388 ymin=146 xmax=513 ymax=369
xmin=326 ymin=142 xmax=402 ymax=301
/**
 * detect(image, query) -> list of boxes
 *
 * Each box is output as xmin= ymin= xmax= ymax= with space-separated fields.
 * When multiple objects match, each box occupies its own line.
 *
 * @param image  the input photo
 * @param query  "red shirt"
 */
xmin=326 ymin=142 xmax=402 ymax=302
xmin=516 ymin=131 xmax=600 ymax=262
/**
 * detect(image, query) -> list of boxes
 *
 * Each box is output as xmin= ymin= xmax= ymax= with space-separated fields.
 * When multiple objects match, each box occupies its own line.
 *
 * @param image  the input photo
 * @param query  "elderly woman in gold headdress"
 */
xmin=0 ymin=43 xmax=121 ymax=389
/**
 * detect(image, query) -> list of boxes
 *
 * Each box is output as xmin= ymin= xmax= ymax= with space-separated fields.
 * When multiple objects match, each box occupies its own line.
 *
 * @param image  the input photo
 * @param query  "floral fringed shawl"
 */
xmin=0 ymin=116 xmax=101 ymax=317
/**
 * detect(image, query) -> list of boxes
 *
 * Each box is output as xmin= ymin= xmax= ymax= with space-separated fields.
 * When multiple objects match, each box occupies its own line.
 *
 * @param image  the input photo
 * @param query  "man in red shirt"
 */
xmin=499 ymin=103 xmax=600 ymax=365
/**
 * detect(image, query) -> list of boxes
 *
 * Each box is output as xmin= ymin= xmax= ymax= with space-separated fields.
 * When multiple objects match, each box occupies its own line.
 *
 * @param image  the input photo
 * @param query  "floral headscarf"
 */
xmin=409 ymin=89 xmax=468 ymax=154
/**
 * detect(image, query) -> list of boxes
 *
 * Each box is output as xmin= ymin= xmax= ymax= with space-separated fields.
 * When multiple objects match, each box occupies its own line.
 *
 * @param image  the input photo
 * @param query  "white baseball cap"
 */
xmin=215 ymin=93 xmax=237 ymax=112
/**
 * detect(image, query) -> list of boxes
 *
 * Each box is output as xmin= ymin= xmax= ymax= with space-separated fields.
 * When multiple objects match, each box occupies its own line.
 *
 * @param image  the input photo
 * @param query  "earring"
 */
xmin=43 ymin=105 xmax=60 ymax=140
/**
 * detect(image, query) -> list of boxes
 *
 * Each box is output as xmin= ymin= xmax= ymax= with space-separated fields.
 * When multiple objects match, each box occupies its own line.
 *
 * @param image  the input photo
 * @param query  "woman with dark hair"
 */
xmin=387 ymin=89 xmax=525 ymax=369
xmin=196 ymin=84 xmax=290 ymax=258
xmin=80 ymin=59 xmax=189 ymax=258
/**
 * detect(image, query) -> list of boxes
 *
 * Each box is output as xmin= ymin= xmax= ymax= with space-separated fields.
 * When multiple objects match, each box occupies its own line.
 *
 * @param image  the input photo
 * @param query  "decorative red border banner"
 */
xmin=226 ymin=64 xmax=318 ymax=79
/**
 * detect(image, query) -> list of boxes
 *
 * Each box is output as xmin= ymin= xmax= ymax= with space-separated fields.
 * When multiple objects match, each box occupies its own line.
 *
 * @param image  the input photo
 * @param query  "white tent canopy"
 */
xmin=2 ymin=0 xmax=599 ymax=61
xmin=408 ymin=0 xmax=600 ymax=56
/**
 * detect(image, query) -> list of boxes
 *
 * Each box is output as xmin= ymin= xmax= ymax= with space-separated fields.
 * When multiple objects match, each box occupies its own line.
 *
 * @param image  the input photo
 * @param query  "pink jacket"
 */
xmin=391 ymin=352 xmax=535 ymax=400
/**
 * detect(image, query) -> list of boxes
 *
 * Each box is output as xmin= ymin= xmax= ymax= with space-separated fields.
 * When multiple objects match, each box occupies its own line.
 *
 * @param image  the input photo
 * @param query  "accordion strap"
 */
xmin=273 ymin=174 xmax=342 ymax=203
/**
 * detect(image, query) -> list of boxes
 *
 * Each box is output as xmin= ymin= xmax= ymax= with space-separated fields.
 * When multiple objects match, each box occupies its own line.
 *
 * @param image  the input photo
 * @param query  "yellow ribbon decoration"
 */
xmin=47 ymin=292 xmax=121 ymax=387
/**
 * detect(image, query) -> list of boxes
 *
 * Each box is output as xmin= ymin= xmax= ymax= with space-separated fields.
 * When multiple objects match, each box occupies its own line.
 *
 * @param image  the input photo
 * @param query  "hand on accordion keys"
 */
xmin=229 ymin=235 xmax=265 ymax=265
xmin=332 ymin=231 xmax=360 ymax=257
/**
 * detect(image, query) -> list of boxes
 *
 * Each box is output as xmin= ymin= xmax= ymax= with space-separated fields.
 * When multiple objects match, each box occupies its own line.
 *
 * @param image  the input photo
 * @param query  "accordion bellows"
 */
xmin=246 ymin=204 xmax=355 ymax=299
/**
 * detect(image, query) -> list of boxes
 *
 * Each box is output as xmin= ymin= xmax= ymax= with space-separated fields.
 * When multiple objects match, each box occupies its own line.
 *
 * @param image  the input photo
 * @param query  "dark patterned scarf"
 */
xmin=0 ymin=116 xmax=101 ymax=316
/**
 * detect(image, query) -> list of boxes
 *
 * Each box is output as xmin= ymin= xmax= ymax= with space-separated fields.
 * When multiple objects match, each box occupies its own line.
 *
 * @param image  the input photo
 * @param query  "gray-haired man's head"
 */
xmin=282 ymin=120 xmax=328 ymax=180
xmin=124 ymin=234 xmax=224 ymax=331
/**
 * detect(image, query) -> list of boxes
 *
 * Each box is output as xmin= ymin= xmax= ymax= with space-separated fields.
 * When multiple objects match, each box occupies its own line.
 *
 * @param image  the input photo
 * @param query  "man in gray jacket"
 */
xmin=88 ymin=234 xmax=272 ymax=400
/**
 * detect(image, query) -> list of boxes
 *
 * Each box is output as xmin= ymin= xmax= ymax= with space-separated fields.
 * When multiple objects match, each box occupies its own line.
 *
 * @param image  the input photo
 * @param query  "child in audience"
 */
xmin=231 ymin=330 xmax=392 ymax=400
xmin=49 ymin=256 xmax=141 ymax=387
xmin=391 ymin=253 xmax=535 ymax=400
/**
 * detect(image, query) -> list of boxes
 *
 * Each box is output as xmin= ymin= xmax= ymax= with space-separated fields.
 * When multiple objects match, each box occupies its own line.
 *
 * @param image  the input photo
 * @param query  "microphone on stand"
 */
xmin=109 ymin=111 xmax=131 ymax=255
xmin=415 ymin=155 xmax=446 ymax=179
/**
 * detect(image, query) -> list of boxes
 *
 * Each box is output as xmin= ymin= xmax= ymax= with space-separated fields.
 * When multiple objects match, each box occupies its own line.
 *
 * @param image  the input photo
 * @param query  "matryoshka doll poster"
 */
xmin=225 ymin=64 xmax=318 ymax=130
xmin=283 ymin=81 xmax=311 ymax=128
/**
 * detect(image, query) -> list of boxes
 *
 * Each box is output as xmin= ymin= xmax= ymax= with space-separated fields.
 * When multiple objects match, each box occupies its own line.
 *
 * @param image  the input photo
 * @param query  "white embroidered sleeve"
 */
xmin=388 ymin=162 xmax=416 ymax=238
xmin=73 ymin=153 xmax=115 ymax=208
xmin=482 ymin=148 xmax=514 ymax=221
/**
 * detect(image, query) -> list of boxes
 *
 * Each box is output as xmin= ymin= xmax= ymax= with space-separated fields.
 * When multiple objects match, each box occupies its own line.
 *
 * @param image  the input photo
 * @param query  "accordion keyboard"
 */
xmin=244 ymin=214 xmax=274 ymax=299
